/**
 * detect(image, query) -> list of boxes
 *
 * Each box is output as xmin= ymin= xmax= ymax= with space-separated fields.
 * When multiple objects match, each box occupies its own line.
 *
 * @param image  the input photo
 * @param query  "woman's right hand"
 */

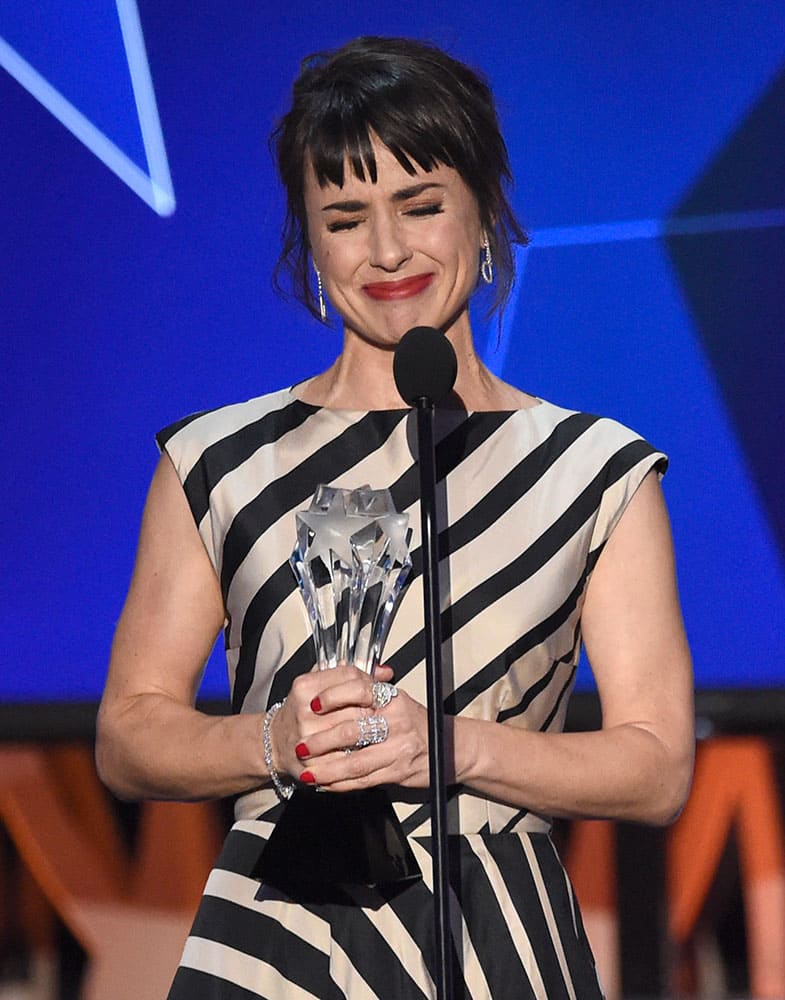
xmin=270 ymin=663 xmax=394 ymax=781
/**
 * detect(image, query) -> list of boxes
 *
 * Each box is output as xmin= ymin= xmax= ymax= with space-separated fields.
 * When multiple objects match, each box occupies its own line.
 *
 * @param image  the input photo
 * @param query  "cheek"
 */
xmin=449 ymin=234 xmax=481 ymax=280
xmin=435 ymin=216 xmax=481 ymax=267
xmin=318 ymin=247 xmax=352 ymax=286
xmin=307 ymin=224 xmax=328 ymax=268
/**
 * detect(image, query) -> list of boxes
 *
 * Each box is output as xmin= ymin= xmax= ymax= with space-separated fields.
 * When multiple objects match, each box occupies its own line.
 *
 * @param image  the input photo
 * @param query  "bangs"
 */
xmin=304 ymin=86 xmax=457 ymax=189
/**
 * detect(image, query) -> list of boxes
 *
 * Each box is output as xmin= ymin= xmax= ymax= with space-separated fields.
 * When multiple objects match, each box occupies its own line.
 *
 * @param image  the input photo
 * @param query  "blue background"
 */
xmin=2 ymin=1 xmax=784 ymax=702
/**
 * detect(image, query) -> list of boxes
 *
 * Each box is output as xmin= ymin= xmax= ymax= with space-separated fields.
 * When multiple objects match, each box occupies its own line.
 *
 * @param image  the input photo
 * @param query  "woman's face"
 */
xmin=304 ymin=136 xmax=483 ymax=348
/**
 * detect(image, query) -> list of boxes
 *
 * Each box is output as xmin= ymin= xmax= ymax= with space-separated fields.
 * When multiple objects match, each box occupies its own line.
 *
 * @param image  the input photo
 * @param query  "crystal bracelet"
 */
xmin=263 ymin=700 xmax=294 ymax=801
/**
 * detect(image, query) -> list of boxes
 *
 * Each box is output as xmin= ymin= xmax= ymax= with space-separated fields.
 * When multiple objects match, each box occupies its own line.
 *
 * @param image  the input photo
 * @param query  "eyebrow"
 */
xmin=321 ymin=182 xmax=444 ymax=212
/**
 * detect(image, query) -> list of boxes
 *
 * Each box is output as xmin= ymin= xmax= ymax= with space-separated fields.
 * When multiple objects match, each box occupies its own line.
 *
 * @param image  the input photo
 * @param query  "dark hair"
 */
xmin=272 ymin=36 xmax=528 ymax=323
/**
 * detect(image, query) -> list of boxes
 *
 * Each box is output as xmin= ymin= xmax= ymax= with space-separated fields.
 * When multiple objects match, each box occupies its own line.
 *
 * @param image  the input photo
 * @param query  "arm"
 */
xmin=454 ymin=471 xmax=694 ymax=825
xmin=96 ymin=453 xmax=269 ymax=801
xmin=96 ymin=454 xmax=395 ymax=802
xmin=298 ymin=472 xmax=695 ymax=826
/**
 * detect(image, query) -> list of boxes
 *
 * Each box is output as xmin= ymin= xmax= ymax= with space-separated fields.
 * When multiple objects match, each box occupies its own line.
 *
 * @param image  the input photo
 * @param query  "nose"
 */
xmin=367 ymin=213 xmax=412 ymax=272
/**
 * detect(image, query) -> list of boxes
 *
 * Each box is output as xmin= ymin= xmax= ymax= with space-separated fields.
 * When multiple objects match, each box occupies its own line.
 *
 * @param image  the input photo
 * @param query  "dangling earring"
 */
xmin=314 ymin=265 xmax=327 ymax=322
xmin=480 ymin=235 xmax=494 ymax=285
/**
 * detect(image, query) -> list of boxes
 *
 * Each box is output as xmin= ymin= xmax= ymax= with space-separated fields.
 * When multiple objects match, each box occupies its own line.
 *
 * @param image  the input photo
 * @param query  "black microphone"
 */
xmin=392 ymin=324 xmax=456 ymax=1000
xmin=392 ymin=326 xmax=457 ymax=406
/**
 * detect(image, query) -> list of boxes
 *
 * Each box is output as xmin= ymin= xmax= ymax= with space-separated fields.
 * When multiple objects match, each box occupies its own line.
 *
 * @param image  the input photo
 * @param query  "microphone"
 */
xmin=392 ymin=324 xmax=456 ymax=1000
xmin=393 ymin=326 xmax=457 ymax=406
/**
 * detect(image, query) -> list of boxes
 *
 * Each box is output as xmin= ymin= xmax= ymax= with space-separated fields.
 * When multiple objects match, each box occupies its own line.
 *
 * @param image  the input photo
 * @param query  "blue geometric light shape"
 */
xmin=478 ymin=38 xmax=785 ymax=694
xmin=494 ymin=236 xmax=785 ymax=691
xmin=666 ymin=62 xmax=785 ymax=570
xmin=0 ymin=0 xmax=174 ymax=215
xmin=483 ymin=207 xmax=785 ymax=378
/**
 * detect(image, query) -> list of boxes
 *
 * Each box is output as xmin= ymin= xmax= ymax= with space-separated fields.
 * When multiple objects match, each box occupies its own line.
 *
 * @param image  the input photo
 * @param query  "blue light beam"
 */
xmin=485 ymin=207 xmax=785 ymax=377
xmin=0 ymin=0 xmax=174 ymax=216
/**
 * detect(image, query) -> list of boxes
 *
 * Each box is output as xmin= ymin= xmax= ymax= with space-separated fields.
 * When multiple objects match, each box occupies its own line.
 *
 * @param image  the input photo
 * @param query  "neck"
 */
xmin=305 ymin=324 xmax=487 ymax=410
xmin=294 ymin=318 xmax=537 ymax=412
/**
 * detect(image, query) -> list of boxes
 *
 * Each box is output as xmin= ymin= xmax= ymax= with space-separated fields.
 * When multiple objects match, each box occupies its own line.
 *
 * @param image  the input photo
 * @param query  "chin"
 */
xmin=364 ymin=326 xmax=412 ymax=351
xmin=346 ymin=317 xmax=426 ymax=350
xmin=344 ymin=299 xmax=468 ymax=349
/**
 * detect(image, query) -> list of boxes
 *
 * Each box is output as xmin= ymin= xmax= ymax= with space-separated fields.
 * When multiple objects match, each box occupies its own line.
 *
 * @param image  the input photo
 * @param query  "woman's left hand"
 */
xmin=294 ymin=668 xmax=432 ymax=791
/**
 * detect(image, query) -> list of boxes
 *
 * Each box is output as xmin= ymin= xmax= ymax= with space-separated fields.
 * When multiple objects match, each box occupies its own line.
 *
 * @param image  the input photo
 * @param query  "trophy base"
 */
xmin=253 ymin=786 xmax=422 ymax=897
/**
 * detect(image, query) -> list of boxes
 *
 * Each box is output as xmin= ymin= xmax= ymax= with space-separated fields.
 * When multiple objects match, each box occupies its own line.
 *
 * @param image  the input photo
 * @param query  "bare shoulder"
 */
xmin=135 ymin=453 xmax=211 ymax=568
xmin=582 ymin=471 xmax=693 ymax=743
xmin=103 ymin=454 xmax=224 ymax=705
xmin=583 ymin=471 xmax=682 ymax=649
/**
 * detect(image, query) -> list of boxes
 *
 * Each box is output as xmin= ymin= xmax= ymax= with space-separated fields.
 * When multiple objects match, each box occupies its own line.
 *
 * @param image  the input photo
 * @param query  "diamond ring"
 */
xmin=371 ymin=681 xmax=398 ymax=710
xmin=356 ymin=714 xmax=389 ymax=748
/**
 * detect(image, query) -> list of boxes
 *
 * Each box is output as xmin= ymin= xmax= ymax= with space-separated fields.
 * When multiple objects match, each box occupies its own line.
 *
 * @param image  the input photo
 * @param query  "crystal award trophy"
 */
xmin=254 ymin=485 xmax=422 ymax=895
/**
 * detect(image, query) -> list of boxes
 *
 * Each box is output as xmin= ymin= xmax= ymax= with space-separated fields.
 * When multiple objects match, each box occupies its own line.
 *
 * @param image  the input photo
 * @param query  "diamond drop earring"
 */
xmin=480 ymin=236 xmax=494 ymax=285
xmin=314 ymin=265 xmax=327 ymax=322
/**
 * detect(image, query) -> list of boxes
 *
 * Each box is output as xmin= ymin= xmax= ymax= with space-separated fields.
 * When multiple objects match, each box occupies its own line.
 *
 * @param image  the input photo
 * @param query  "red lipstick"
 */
xmin=362 ymin=273 xmax=434 ymax=301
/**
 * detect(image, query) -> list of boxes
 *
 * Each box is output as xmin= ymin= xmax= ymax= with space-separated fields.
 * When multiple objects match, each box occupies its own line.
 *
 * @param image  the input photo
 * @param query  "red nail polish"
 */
xmin=300 ymin=770 xmax=316 ymax=784
xmin=310 ymin=696 xmax=322 ymax=713
xmin=295 ymin=742 xmax=309 ymax=759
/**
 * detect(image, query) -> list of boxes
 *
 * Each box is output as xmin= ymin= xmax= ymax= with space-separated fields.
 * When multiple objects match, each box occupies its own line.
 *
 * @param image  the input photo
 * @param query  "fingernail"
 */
xmin=295 ymin=742 xmax=309 ymax=759
xmin=310 ymin=696 xmax=322 ymax=713
xmin=300 ymin=771 xmax=316 ymax=784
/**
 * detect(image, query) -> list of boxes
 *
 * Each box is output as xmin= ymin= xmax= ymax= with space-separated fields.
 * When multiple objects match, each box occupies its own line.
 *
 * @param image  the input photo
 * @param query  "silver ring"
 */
xmin=356 ymin=714 xmax=388 ymax=748
xmin=371 ymin=681 xmax=398 ymax=710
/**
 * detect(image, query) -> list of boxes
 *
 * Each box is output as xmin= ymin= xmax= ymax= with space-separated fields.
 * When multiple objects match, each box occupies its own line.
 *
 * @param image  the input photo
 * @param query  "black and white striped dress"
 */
xmin=159 ymin=386 xmax=666 ymax=999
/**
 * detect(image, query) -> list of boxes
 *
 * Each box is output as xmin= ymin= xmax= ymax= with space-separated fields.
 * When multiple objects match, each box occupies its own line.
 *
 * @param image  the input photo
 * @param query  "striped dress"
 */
xmin=159 ymin=386 xmax=666 ymax=999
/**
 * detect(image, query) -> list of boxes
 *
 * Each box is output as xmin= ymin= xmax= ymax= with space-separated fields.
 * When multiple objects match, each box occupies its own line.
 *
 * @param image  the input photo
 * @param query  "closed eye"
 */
xmin=326 ymin=219 xmax=361 ymax=233
xmin=325 ymin=202 xmax=443 ymax=232
xmin=405 ymin=203 xmax=444 ymax=218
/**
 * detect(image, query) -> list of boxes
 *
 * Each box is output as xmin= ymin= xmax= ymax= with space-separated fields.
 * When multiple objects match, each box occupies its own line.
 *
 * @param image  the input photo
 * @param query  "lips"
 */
xmin=362 ymin=273 xmax=434 ymax=301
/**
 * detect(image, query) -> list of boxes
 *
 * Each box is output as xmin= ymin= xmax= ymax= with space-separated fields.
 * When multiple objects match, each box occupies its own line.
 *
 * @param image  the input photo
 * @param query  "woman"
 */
xmin=97 ymin=36 xmax=694 ymax=998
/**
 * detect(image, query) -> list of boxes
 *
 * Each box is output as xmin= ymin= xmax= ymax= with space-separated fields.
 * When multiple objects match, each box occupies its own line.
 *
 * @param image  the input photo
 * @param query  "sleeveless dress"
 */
xmin=158 ymin=386 xmax=666 ymax=1000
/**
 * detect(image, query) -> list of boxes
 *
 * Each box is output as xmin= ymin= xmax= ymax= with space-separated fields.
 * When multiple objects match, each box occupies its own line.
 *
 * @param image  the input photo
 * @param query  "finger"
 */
xmin=293 ymin=713 xmax=373 ymax=758
xmin=287 ymin=670 xmax=333 ymax=711
xmin=299 ymin=743 xmax=395 ymax=789
xmin=281 ymin=704 xmax=374 ymax=764
xmin=294 ymin=665 xmax=364 ymax=714
xmin=311 ymin=673 xmax=375 ymax=714
xmin=325 ymin=737 xmax=430 ymax=791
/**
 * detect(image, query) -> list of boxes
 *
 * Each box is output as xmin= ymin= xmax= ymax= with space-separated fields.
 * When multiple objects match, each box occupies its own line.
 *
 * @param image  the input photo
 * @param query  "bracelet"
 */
xmin=263 ymin=700 xmax=294 ymax=801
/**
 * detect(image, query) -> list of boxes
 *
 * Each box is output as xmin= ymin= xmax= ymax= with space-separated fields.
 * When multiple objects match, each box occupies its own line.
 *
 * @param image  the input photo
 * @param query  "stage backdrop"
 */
xmin=2 ymin=1 xmax=784 ymax=708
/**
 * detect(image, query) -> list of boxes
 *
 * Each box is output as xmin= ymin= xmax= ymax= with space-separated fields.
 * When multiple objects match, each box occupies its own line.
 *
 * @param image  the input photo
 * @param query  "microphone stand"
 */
xmin=415 ymin=396 xmax=454 ymax=1000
